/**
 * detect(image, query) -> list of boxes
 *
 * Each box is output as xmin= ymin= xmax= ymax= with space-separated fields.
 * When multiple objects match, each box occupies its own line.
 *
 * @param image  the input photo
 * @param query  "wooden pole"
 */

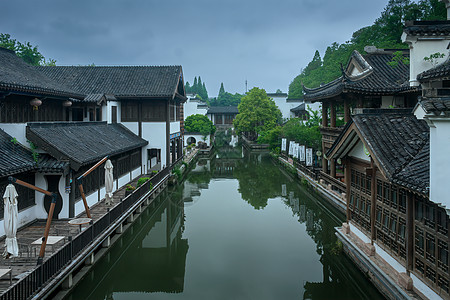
xmin=8 ymin=177 xmax=56 ymax=264
xmin=78 ymin=184 xmax=92 ymax=218
xmin=38 ymin=194 xmax=56 ymax=261
xmin=77 ymin=156 xmax=108 ymax=180
xmin=76 ymin=156 xmax=108 ymax=219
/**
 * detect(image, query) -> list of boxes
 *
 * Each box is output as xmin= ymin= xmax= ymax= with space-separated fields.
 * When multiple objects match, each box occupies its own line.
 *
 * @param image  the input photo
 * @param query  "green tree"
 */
xmin=0 ymin=33 xmax=54 ymax=66
xmin=185 ymin=114 xmax=216 ymax=140
xmin=233 ymin=87 xmax=282 ymax=140
xmin=287 ymin=0 xmax=446 ymax=99
xmin=219 ymin=82 xmax=225 ymax=96
xmin=185 ymin=81 xmax=191 ymax=94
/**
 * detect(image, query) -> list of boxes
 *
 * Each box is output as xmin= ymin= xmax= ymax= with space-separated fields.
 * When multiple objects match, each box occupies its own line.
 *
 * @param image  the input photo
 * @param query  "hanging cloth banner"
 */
xmin=293 ymin=143 xmax=299 ymax=159
xmin=289 ymin=141 xmax=294 ymax=156
xmin=306 ymin=148 xmax=313 ymax=166
xmin=281 ymin=138 xmax=287 ymax=152
xmin=299 ymin=145 xmax=306 ymax=162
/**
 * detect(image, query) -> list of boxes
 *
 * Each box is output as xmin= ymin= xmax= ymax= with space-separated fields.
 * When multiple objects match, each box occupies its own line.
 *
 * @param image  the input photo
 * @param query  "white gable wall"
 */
xmin=348 ymin=140 xmax=371 ymax=162
xmin=401 ymin=34 xmax=449 ymax=86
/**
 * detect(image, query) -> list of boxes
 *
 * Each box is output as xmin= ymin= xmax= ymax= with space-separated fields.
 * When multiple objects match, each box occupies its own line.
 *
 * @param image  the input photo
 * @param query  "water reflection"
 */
xmin=68 ymin=147 xmax=383 ymax=300
xmin=67 ymin=194 xmax=187 ymax=299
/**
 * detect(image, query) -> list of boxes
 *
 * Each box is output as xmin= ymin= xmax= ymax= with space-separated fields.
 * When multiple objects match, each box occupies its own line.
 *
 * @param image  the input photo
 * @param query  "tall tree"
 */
xmin=219 ymin=82 xmax=225 ymax=96
xmin=233 ymin=87 xmax=282 ymax=140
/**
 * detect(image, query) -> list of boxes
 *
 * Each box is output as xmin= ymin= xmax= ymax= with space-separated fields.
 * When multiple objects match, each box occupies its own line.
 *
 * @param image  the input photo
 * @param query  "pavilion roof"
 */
xmin=328 ymin=110 xmax=429 ymax=194
xmin=304 ymin=50 xmax=416 ymax=102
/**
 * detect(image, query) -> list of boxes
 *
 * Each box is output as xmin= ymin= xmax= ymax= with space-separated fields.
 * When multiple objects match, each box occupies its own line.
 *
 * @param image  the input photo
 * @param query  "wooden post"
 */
xmin=78 ymin=184 xmax=92 ymax=219
xmin=344 ymin=158 xmax=351 ymax=222
xmin=330 ymin=159 xmax=336 ymax=178
xmin=330 ymin=102 xmax=336 ymax=128
xmin=406 ymin=192 xmax=414 ymax=275
xmin=370 ymin=160 xmax=377 ymax=243
xmin=344 ymin=99 xmax=350 ymax=123
xmin=322 ymin=102 xmax=328 ymax=127
xmin=39 ymin=195 xmax=56 ymax=260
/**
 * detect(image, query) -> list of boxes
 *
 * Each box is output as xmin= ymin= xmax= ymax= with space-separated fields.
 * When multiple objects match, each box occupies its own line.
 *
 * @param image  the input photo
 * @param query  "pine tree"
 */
xmin=185 ymin=81 xmax=191 ymax=94
xmin=219 ymin=83 xmax=225 ymax=96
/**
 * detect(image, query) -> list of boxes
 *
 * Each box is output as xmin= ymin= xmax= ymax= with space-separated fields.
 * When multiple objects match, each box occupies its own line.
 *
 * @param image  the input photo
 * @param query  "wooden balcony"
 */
xmin=320 ymin=126 xmax=344 ymax=150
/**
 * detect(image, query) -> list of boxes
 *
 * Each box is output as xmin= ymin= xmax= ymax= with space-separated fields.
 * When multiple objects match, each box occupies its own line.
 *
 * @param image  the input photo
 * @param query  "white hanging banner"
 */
xmin=289 ymin=141 xmax=294 ymax=156
xmin=299 ymin=145 xmax=306 ymax=162
xmin=281 ymin=138 xmax=287 ymax=152
xmin=306 ymin=148 xmax=313 ymax=166
xmin=293 ymin=143 xmax=299 ymax=159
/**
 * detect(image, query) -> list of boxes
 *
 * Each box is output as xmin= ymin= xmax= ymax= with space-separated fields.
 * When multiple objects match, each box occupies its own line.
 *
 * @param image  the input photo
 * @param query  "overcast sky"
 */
xmin=1 ymin=0 xmax=389 ymax=96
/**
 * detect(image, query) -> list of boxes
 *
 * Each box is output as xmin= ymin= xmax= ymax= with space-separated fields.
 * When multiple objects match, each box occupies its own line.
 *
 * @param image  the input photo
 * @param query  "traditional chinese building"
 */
xmin=304 ymin=47 xmax=419 ymax=193
xmin=37 ymin=65 xmax=186 ymax=171
xmin=206 ymin=106 xmax=238 ymax=129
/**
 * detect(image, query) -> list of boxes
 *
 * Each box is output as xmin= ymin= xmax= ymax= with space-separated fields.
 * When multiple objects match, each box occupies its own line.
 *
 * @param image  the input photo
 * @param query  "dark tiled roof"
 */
xmin=290 ymin=103 xmax=306 ymax=112
xmin=419 ymin=96 xmax=450 ymax=113
xmin=352 ymin=112 xmax=429 ymax=180
xmin=328 ymin=110 xmax=430 ymax=193
xmin=393 ymin=141 xmax=429 ymax=194
xmin=304 ymin=50 xmax=416 ymax=101
xmin=0 ymin=47 xmax=84 ymax=99
xmin=37 ymin=154 xmax=70 ymax=174
xmin=417 ymin=60 xmax=450 ymax=81
xmin=36 ymin=65 xmax=183 ymax=98
xmin=207 ymin=106 xmax=239 ymax=114
xmin=27 ymin=122 xmax=148 ymax=171
xmin=0 ymin=129 xmax=36 ymax=178
xmin=404 ymin=20 xmax=450 ymax=37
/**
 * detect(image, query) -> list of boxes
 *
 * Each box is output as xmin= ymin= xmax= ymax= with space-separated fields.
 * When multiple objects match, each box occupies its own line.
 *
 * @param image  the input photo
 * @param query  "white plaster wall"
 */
xmin=273 ymin=97 xmax=302 ymax=120
xmin=184 ymin=134 xmax=210 ymax=147
xmin=413 ymin=105 xmax=426 ymax=120
xmin=35 ymin=173 xmax=48 ymax=219
xmin=170 ymin=121 xmax=180 ymax=134
xmin=0 ymin=124 xmax=28 ymax=147
xmin=401 ymin=34 xmax=449 ymax=86
xmin=184 ymin=99 xmax=208 ymax=118
xmin=429 ymin=120 xmax=450 ymax=209
xmin=0 ymin=206 xmax=36 ymax=237
xmin=142 ymin=122 xmax=166 ymax=169
xmin=105 ymin=101 xmax=121 ymax=124
xmin=122 ymin=122 xmax=139 ymax=135
xmin=74 ymin=166 xmax=140 ymax=216
xmin=348 ymin=140 xmax=370 ymax=162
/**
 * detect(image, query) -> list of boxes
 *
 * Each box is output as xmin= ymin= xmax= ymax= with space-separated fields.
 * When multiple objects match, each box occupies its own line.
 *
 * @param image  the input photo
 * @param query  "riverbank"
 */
xmin=0 ymin=145 xmax=208 ymax=300
xmin=274 ymin=153 xmax=431 ymax=300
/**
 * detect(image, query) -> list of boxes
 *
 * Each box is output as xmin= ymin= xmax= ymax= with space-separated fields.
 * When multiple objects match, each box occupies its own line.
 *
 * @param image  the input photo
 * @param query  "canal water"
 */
xmin=66 ymin=148 xmax=384 ymax=300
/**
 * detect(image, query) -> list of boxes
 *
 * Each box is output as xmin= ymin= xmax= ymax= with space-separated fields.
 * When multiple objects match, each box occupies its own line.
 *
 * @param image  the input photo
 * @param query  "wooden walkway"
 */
xmin=0 ymin=175 xmax=141 ymax=293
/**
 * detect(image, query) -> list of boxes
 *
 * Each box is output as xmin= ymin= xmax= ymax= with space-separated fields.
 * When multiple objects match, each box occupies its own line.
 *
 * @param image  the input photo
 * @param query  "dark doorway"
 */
xmin=43 ymin=175 xmax=63 ymax=219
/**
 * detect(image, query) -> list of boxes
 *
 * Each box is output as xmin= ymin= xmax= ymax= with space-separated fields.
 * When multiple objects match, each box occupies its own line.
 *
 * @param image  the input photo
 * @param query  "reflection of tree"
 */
xmin=233 ymin=152 xmax=281 ymax=209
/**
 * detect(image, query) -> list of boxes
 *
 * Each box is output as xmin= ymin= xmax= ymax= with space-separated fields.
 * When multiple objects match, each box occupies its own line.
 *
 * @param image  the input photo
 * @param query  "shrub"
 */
xmin=137 ymin=177 xmax=150 ymax=187
xmin=126 ymin=184 xmax=135 ymax=191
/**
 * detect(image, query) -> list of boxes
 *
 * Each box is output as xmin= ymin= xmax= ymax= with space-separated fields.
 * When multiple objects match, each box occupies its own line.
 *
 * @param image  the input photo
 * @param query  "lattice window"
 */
xmin=415 ymin=226 xmax=424 ymax=257
xmin=438 ymin=240 xmax=448 ymax=273
xmin=415 ymin=257 xmax=425 ymax=274
xmin=438 ymin=275 xmax=449 ymax=294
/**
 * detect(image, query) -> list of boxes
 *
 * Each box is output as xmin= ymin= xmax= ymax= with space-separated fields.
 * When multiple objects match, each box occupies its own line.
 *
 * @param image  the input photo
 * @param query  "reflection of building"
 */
xmin=82 ymin=196 xmax=188 ymax=297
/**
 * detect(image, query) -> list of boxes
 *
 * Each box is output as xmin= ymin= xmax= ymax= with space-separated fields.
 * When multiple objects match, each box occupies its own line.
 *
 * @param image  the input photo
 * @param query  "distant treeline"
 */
xmin=288 ymin=0 xmax=446 ymax=99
